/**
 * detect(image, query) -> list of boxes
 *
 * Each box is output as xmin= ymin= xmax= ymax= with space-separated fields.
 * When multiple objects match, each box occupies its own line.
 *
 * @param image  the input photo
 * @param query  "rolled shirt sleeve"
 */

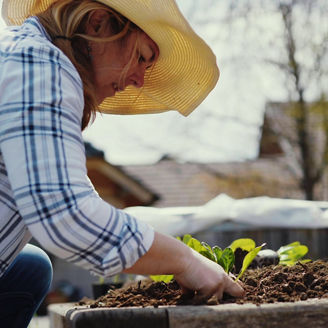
xmin=0 ymin=24 xmax=154 ymax=277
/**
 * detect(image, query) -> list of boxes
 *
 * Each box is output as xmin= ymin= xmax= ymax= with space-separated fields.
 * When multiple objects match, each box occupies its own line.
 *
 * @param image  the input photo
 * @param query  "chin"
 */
xmin=97 ymin=92 xmax=114 ymax=103
xmin=107 ymin=88 xmax=116 ymax=98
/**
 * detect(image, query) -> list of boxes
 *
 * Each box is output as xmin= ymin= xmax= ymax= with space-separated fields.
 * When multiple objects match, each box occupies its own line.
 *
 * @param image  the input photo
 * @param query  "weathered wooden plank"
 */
xmin=49 ymin=304 xmax=168 ymax=328
xmin=167 ymin=299 xmax=328 ymax=328
xmin=49 ymin=299 xmax=328 ymax=328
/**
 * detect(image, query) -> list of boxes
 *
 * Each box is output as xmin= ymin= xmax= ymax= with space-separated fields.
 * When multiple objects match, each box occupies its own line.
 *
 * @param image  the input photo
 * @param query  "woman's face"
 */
xmin=86 ymin=10 xmax=159 ymax=104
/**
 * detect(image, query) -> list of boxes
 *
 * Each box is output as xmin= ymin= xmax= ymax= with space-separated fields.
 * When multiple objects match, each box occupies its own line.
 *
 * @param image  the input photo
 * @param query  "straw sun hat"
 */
xmin=2 ymin=0 xmax=219 ymax=116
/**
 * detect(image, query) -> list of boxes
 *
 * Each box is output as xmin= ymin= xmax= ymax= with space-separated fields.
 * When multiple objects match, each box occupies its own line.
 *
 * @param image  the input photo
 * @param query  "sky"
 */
xmin=0 ymin=0 xmax=292 ymax=165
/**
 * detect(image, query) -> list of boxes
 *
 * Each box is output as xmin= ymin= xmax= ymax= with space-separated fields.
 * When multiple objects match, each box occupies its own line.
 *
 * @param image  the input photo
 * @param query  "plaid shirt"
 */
xmin=0 ymin=17 xmax=154 ymax=278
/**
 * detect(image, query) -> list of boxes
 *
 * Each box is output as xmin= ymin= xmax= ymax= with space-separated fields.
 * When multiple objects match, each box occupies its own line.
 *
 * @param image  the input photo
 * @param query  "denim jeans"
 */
xmin=0 ymin=244 xmax=53 ymax=328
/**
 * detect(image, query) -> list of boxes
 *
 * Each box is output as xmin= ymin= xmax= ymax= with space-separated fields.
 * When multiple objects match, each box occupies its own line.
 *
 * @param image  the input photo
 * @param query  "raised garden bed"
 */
xmin=49 ymin=260 xmax=328 ymax=328
xmin=49 ymin=298 xmax=328 ymax=328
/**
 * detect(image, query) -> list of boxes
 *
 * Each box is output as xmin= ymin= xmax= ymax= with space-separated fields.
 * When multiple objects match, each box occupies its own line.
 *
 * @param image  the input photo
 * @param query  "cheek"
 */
xmin=126 ymin=60 xmax=140 ymax=76
xmin=92 ymin=64 xmax=112 ymax=86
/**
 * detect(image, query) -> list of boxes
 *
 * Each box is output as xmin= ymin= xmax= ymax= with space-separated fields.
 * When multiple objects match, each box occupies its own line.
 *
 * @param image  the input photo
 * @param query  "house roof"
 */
xmin=121 ymin=157 xmax=212 ymax=207
xmin=85 ymin=136 xmax=303 ymax=209
xmin=121 ymin=156 xmax=301 ymax=207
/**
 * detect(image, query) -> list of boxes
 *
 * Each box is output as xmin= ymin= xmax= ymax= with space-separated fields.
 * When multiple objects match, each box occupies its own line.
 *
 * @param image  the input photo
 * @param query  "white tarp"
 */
xmin=124 ymin=194 xmax=328 ymax=236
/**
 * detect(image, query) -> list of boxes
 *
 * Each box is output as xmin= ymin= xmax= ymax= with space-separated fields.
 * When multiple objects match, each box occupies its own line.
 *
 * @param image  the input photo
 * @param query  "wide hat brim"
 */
xmin=2 ymin=0 xmax=219 ymax=116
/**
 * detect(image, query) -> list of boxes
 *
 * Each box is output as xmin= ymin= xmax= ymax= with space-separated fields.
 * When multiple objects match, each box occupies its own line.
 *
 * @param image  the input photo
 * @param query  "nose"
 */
xmin=130 ymin=68 xmax=146 ymax=88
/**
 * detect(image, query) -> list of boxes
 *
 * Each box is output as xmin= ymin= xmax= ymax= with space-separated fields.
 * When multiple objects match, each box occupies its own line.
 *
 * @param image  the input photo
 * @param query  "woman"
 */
xmin=0 ymin=0 xmax=244 ymax=326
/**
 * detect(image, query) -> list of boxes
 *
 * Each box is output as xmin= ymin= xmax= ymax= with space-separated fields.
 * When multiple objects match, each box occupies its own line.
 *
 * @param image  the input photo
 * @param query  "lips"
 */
xmin=113 ymin=83 xmax=119 ymax=92
xmin=113 ymin=83 xmax=124 ymax=92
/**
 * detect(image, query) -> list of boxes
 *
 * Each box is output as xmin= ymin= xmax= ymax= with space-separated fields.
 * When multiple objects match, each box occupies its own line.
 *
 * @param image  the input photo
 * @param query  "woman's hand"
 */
xmin=174 ymin=248 xmax=245 ymax=300
xmin=124 ymin=231 xmax=245 ymax=300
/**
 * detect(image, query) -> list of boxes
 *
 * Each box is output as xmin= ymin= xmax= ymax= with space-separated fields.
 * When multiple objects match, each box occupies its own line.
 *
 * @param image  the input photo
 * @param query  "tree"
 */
xmin=228 ymin=0 xmax=328 ymax=200
xmin=269 ymin=1 xmax=327 ymax=200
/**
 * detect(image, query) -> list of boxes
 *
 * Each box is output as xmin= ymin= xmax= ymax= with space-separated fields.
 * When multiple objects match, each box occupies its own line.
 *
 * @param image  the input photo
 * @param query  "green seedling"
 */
xmin=198 ymin=240 xmax=235 ymax=273
xmin=151 ymin=236 xmax=311 ymax=284
xmin=179 ymin=235 xmax=235 ymax=273
xmin=230 ymin=238 xmax=256 ymax=252
xmin=150 ymin=274 xmax=174 ymax=283
xmin=212 ymin=246 xmax=235 ymax=273
xmin=229 ymin=238 xmax=265 ymax=280
xmin=236 ymin=244 xmax=264 ymax=281
xmin=277 ymin=241 xmax=310 ymax=266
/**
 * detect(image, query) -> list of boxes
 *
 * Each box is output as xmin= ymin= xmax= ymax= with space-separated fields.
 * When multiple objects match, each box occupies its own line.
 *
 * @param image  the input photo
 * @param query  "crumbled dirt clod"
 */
xmin=79 ymin=260 xmax=328 ymax=308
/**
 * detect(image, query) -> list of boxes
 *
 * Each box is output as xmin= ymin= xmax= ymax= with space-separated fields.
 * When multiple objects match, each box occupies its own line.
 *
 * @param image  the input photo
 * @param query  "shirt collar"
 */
xmin=23 ymin=16 xmax=52 ymax=42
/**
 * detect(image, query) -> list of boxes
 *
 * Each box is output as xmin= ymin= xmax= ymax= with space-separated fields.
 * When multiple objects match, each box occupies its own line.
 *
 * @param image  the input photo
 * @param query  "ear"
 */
xmin=85 ymin=9 xmax=110 ymax=36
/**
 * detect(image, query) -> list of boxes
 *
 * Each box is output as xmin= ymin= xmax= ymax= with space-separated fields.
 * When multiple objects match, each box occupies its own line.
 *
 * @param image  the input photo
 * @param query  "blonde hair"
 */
xmin=36 ymin=0 xmax=141 ymax=130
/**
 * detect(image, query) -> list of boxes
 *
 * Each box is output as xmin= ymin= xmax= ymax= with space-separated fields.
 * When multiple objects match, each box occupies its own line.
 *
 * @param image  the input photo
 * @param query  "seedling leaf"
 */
xmin=150 ymin=274 xmax=174 ymax=283
xmin=187 ymin=237 xmax=206 ymax=253
xmin=200 ymin=242 xmax=216 ymax=262
xmin=230 ymin=238 xmax=256 ymax=252
xmin=277 ymin=241 xmax=301 ymax=255
xmin=212 ymin=246 xmax=223 ymax=262
xmin=182 ymin=234 xmax=192 ymax=245
xmin=219 ymin=247 xmax=235 ymax=273
xmin=236 ymin=243 xmax=265 ymax=280
xmin=277 ymin=242 xmax=309 ymax=266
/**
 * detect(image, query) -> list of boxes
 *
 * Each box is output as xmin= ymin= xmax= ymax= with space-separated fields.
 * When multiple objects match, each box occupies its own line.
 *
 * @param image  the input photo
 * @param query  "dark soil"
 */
xmin=79 ymin=260 xmax=328 ymax=308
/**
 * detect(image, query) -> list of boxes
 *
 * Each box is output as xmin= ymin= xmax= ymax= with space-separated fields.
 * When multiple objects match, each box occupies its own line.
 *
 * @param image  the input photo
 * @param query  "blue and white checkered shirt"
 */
xmin=0 ymin=17 xmax=154 ymax=278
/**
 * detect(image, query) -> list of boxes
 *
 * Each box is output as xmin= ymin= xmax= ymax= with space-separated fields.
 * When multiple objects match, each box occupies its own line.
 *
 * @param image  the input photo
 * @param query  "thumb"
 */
xmin=224 ymin=277 xmax=245 ymax=298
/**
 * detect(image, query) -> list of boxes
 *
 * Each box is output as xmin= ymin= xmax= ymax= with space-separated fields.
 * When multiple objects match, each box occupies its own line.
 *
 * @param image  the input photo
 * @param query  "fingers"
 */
xmin=199 ymin=277 xmax=245 ymax=301
xmin=192 ymin=293 xmax=212 ymax=305
xmin=180 ymin=286 xmax=195 ymax=297
xmin=212 ymin=288 xmax=223 ymax=301
xmin=175 ymin=247 xmax=245 ymax=301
